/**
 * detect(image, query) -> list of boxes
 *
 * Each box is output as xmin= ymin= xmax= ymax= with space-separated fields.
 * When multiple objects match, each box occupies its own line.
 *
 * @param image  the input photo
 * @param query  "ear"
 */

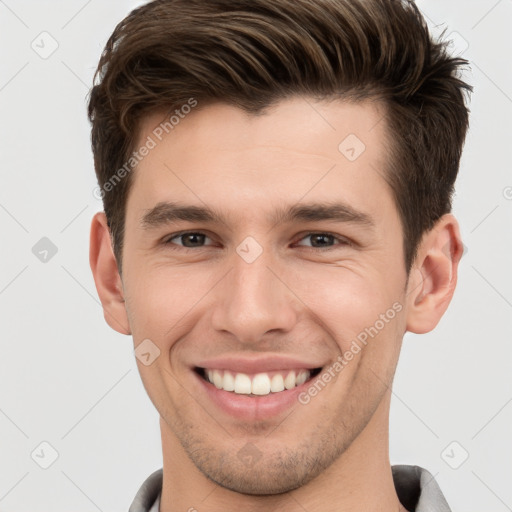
xmin=89 ymin=212 xmax=131 ymax=335
xmin=405 ymin=214 xmax=463 ymax=334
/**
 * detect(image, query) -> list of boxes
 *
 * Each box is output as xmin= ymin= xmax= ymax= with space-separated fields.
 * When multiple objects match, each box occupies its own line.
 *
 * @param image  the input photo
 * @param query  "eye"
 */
xmin=161 ymin=231 xmax=352 ymax=251
xmin=294 ymin=232 xmax=351 ymax=250
xmin=163 ymin=231 xmax=214 ymax=248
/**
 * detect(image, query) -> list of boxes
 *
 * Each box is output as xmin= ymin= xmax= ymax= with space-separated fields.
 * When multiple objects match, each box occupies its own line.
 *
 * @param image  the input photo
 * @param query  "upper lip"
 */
xmin=195 ymin=355 xmax=324 ymax=374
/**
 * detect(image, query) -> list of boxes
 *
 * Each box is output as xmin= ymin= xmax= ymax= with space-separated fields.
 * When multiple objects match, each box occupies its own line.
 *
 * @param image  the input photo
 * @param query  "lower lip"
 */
xmin=194 ymin=371 xmax=312 ymax=421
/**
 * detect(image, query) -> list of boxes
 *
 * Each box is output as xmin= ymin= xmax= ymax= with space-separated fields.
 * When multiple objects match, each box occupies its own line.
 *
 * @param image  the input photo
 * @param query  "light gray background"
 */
xmin=0 ymin=1 xmax=511 ymax=511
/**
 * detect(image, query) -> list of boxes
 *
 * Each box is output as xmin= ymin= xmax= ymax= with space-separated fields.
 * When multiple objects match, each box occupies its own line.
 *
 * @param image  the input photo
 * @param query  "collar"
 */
xmin=128 ymin=464 xmax=451 ymax=512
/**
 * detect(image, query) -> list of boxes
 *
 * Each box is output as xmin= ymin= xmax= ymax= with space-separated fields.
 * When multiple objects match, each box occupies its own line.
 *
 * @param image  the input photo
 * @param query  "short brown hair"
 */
xmin=88 ymin=0 xmax=472 ymax=273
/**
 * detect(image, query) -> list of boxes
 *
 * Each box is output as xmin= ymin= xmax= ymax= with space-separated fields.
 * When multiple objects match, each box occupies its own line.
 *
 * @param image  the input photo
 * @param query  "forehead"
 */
xmin=136 ymin=97 xmax=389 ymax=162
xmin=127 ymin=97 xmax=394 ymax=227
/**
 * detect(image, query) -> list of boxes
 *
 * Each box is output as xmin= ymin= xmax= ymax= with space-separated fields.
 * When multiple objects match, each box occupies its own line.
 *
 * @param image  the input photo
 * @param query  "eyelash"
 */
xmin=162 ymin=231 xmax=352 ymax=251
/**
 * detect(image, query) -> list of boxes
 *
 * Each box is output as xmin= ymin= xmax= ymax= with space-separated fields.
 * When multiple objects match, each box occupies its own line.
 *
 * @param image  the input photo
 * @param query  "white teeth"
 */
xmin=234 ymin=373 xmax=252 ymax=394
xmin=213 ymin=370 xmax=223 ymax=389
xmin=252 ymin=373 xmax=271 ymax=395
xmin=284 ymin=371 xmax=296 ymax=390
xmin=270 ymin=374 xmax=285 ymax=392
xmin=204 ymin=369 xmax=311 ymax=395
xmin=296 ymin=370 xmax=309 ymax=386
xmin=223 ymin=371 xmax=235 ymax=391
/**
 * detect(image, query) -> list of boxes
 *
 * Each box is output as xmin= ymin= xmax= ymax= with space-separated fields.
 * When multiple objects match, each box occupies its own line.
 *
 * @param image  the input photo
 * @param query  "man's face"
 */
xmin=121 ymin=98 xmax=411 ymax=494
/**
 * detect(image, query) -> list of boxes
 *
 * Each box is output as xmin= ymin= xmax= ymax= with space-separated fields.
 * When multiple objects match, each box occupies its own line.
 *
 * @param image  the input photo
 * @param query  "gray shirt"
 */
xmin=128 ymin=464 xmax=451 ymax=512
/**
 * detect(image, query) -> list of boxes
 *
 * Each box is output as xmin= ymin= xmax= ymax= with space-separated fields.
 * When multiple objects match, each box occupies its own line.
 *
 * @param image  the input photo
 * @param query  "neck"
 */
xmin=159 ymin=389 xmax=406 ymax=512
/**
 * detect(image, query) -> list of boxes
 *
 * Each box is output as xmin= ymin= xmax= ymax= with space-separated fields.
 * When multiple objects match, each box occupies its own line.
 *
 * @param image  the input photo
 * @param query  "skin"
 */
xmin=90 ymin=97 xmax=463 ymax=512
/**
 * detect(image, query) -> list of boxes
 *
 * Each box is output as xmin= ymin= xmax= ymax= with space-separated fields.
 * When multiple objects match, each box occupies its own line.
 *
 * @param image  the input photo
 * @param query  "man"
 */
xmin=87 ymin=0 xmax=472 ymax=510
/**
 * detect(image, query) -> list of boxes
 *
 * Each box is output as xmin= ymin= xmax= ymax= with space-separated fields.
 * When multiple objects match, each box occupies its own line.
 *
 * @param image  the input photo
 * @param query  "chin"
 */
xmin=189 ymin=441 xmax=340 ymax=496
xmin=203 ymin=465 xmax=310 ymax=495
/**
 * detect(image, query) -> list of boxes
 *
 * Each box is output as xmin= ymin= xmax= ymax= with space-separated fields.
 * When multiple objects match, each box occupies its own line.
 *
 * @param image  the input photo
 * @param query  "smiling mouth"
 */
xmin=195 ymin=367 xmax=322 ymax=396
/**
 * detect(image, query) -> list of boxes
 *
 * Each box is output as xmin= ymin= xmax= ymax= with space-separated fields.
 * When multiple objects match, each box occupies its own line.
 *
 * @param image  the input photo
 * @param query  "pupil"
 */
xmin=313 ymin=234 xmax=331 ymax=247
xmin=184 ymin=234 xmax=204 ymax=247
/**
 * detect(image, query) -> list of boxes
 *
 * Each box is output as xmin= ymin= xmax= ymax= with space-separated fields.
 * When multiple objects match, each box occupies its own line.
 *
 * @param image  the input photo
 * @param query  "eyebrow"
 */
xmin=141 ymin=201 xmax=375 ymax=230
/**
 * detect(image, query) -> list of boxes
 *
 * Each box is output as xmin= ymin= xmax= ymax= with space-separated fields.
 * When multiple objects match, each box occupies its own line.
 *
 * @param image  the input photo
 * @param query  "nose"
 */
xmin=210 ymin=247 xmax=298 ymax=344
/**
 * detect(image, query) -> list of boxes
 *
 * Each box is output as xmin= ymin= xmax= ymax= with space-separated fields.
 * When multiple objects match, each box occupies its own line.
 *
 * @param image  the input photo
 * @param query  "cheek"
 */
xmin=299 ymin=263 xmax=405 ymax=353
xmin=123 ymin=262 xmax=215 ymax=343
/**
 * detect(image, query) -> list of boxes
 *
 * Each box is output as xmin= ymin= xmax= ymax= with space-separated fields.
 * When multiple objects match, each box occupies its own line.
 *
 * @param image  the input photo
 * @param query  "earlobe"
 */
xmin=405 ymin=214 xmax=463 ymax=334
xmin=89 ymin=212 xmax=131 ymax=335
